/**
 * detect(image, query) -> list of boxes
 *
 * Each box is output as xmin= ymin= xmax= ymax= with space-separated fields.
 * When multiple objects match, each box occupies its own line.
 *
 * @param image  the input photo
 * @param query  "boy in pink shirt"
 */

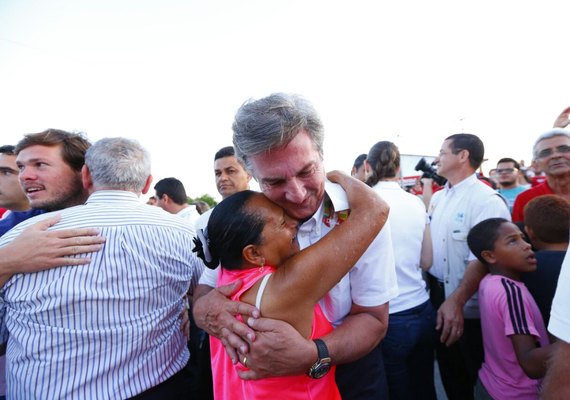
xmin=467 ymin=218 xmax=558 ymax=399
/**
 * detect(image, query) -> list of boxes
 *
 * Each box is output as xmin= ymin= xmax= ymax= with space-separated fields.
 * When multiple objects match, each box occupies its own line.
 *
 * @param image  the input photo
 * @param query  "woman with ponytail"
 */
xmin=365 ymin=141 xmax=437 ymax=400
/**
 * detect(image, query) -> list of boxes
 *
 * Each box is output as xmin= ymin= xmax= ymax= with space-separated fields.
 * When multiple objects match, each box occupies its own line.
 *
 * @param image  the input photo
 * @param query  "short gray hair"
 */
xmin=85 ymin=137 xmax=151 ymax=192
xmin=533 ymin=128 xmax=570 ymax=159
xmin=232 ymin=93 xmax=324 ymax=172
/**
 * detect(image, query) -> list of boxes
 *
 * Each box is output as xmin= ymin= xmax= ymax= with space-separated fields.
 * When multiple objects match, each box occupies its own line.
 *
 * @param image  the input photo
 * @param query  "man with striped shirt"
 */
xmin=0 ymin=137 xmax=202 ymax=399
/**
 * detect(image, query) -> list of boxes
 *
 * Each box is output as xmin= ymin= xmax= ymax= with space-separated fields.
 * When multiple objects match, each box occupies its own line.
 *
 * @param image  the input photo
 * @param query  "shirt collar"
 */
xmin=299 ymin=180 xmax=348 ymax=237
xmin=324 ymin=180 xmax=349 ymax=211
xmin=85 ymin=190 xmax=140 ymax=204
xmin=373 ymin=181 xmax=401 ymax=190
xmin=177 ymin=205 xmax=196 ymax=216
xmin=443 ymin=173 xmax=478 ymax=194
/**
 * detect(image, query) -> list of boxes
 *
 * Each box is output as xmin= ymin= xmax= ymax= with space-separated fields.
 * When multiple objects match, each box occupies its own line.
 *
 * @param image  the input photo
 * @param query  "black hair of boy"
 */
xmin=467 ymin=218 xmax=510 ymax=264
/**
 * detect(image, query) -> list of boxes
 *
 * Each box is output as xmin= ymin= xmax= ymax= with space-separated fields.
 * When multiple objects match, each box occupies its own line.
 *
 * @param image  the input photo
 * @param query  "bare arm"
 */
xmin=0 ymin=215 xmax=105 ymax=287
xmin=420 ymin=177 xmax=433 ymax=210
xmin=553 ymin=106 xmax=570 ymax=128
xmin=323 ymin=303 xmax=387 ymax=363
xmin=419 ymin=224 xmax=432 ymax=271
xmin=265 ymin=171 xmax=389 ymax=320
xmin=436 ymin=259 xmax=488 ymax=346
xmin=511 ymin=335 xmax=557 ymax=379
xmin=542 ymin=340 xmax=570 ymax=399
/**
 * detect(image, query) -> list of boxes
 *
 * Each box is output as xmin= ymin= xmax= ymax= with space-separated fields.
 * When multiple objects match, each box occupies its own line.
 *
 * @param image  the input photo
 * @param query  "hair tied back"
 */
xmin=193 ymin=228 xmax=216 ymax=268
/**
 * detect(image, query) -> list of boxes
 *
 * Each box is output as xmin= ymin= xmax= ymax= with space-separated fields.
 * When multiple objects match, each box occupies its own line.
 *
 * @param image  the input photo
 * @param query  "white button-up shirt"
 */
xmin=428 ymin=174 xmax=510 ymax=318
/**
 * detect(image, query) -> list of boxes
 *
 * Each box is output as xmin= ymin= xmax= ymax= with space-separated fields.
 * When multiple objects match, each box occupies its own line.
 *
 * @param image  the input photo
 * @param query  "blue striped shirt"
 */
xmin=0 ymin=191 xmax=203 ymax=399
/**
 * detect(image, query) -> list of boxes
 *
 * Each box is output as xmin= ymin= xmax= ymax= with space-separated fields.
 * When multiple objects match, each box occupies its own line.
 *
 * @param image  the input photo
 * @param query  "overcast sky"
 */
xmin=1 ymin=0 xmax=568 ymax=201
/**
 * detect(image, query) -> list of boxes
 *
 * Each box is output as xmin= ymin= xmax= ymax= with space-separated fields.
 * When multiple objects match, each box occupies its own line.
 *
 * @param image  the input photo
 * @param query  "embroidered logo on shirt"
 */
xmin=322 ymin=195 xmax=350 ymax=227
xmin=455 ymin=212 xmax=465 ymax=223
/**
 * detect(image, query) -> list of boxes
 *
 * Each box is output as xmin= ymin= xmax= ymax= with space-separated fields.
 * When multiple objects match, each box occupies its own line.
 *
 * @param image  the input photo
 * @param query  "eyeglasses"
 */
xmin=496 ymin=168 xmax=516 ymax=174
xmin=536 ymin=145 xmax=570 ymax=159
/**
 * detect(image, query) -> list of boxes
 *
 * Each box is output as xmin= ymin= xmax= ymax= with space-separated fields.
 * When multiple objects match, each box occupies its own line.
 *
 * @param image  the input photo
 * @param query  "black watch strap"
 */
xmin=307 ymin=338 xmax=332 ymax=379
xmin=314 ymin=338 xmax=329 ymax=359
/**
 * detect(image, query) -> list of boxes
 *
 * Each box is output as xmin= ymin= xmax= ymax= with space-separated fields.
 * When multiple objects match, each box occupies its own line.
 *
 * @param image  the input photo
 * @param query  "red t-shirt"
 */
xmin=511 ymin=182 xmax=554 ymax=222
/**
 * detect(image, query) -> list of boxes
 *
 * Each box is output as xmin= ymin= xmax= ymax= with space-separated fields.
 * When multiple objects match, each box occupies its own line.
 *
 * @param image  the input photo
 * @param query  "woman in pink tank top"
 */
xmin=194 ymin=171 xmax=388 ymax=400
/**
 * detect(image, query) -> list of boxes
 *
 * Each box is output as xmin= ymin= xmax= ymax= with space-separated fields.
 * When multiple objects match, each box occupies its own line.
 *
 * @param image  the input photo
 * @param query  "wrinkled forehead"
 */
xmin=250 ymin=147 xmax=323 ymax=182
xmin=534 ymin=134 xmax=570 ymax=153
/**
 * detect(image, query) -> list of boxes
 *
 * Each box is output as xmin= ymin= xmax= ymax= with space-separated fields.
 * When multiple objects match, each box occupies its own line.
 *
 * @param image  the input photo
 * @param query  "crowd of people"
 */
xmin=0 ymin=96 xmax=569 ymax=399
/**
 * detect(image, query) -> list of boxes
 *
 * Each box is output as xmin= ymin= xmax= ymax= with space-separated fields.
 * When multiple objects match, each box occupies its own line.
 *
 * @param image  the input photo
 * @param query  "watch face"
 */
xmin=311 ymin=363 xmax=331 ymax=379
xmin=308 ymin=339 xmax=332 ymax=379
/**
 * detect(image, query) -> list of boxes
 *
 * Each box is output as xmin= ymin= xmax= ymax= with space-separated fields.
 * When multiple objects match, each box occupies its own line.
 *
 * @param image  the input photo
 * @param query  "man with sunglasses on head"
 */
xmin=495 ymin=158 xmax=529 ymax=212
xmin=512 ymin=128 xmax=570 ymax=223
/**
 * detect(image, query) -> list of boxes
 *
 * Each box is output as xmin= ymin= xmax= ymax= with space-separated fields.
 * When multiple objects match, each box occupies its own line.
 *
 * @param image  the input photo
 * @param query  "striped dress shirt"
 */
xmin=0 ymin=191 xmax=203 ymax=399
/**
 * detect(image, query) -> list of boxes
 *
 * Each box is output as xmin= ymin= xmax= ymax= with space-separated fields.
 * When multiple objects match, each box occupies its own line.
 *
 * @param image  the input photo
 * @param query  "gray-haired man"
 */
xmin=194 ymin=93 xmax=398 ymax=399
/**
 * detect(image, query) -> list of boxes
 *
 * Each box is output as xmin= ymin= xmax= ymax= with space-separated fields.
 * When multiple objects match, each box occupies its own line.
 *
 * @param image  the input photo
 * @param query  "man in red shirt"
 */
xmin=511 ymin=128 xmax=570 ymax=222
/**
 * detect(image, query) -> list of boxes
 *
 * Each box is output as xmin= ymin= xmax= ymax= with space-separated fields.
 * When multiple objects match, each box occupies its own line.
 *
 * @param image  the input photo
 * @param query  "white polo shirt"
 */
xmin=372 ymin=181 xmax=429 ymax=314
xmin=177 ymin=205 xmax=200 ymax=230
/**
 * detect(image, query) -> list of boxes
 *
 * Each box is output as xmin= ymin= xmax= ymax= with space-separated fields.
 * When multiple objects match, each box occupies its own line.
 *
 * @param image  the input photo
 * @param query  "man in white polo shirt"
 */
xmin=193 ymin=93 xmax=398 ymax=399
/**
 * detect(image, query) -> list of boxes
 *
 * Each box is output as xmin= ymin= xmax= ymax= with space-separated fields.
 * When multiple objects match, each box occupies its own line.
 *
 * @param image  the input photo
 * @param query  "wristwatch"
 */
xmin=307 ymin=338 xmax=332 ymax=379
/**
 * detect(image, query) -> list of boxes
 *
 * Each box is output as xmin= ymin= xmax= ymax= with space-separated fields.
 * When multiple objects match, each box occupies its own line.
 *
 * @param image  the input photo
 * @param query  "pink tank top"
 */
xmin=210 ymin=266 xmax=341 ymax=399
